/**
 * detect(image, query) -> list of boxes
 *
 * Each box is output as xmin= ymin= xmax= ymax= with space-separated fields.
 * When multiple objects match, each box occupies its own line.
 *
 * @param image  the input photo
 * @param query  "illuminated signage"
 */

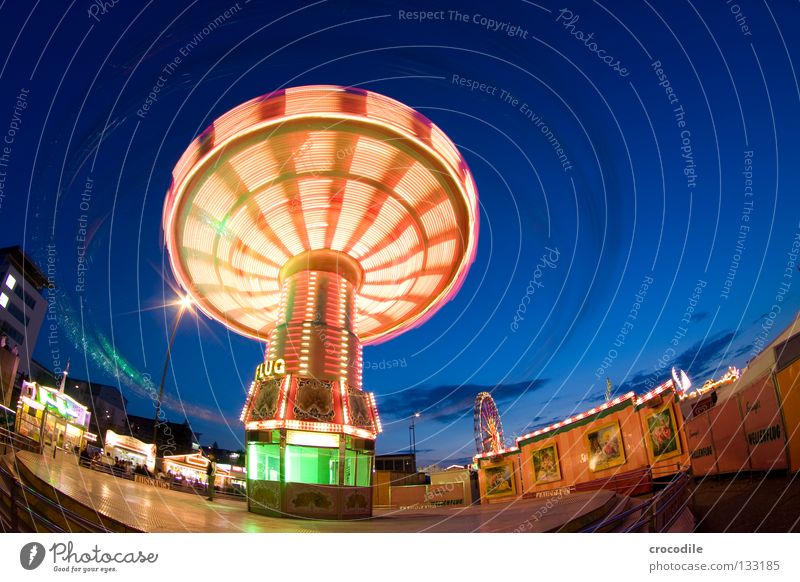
xmin=105 ymin=430 xmax=156 ymax=457
xmin=255 ymin=358 xmax=286 ymax=380
xmin=21 ymin=382 xmax=89 ymax=428
xmin=286 ymin=430 xmax=340 ymax=448
xmin=37 ymin=387 xmax=81 ymax=419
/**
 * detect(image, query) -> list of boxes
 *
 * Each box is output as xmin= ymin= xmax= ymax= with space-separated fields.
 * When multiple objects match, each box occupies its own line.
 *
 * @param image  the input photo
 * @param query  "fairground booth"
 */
xmin=15 ymin=380 xmax=95 ymax=451
xmin=162 ymin=450 xmax=246 ymax=492
xmin=162 ymin=86 xmax=479 ymax=518
xmin=682 ymin=314 xmax=800 ymax=477
xmin=475 ymin=379 xmax=690 ymax=502
xmin=103 ymin=430 xmax=156 ymax=473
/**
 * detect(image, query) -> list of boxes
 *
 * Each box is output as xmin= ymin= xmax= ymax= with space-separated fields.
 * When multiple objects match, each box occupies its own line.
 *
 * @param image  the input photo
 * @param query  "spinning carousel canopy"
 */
xmin=163 ymin=85 xmax=479 ymax=344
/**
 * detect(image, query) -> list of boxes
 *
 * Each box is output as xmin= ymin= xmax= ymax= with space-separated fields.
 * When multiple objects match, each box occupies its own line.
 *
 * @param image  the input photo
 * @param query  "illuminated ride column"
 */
xmin=242 ymin=250 xmax=379 ymax=518
xmin=162 ymin=85 xmax=479 ymax=519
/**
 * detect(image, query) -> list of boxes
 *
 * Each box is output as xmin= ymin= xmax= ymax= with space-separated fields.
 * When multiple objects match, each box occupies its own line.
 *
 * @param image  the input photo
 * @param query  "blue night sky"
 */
xmin=1 ymin=0 xmax=799 ymax=466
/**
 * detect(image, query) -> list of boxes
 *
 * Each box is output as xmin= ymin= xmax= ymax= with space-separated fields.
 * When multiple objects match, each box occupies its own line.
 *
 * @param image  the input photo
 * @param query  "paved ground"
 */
xmin=14 ymin=451 xmax=618 ymax=533
xmin=692 ymin=473 xmax=800 ymax=532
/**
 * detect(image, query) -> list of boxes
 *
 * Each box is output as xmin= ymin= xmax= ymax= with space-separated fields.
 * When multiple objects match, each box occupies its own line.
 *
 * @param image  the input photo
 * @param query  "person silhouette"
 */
xmin=206 ymin=453 xmax=217 ymax=501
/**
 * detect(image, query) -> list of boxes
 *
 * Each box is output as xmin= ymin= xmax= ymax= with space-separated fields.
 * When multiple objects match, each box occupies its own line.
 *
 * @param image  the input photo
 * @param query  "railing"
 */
xmin=0 ymin=462 xmax=111 ymax=533
xmin=168 ymin=480 xmax=247 ymax=501
xmin=78 ymin=458 xmax=246 ymax=500
xmin=78 ymin=458 xmax=135 ymax=480
xmin=0 ymin=427 xmax=42 ymax=455
xmin=580 ymin=471 xmax=693 ymax=533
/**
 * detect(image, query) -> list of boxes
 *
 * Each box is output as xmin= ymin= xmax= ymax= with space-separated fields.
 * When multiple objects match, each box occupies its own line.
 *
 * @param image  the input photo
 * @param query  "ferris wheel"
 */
xmin=474 ymin=392 xmax=505 ymax=455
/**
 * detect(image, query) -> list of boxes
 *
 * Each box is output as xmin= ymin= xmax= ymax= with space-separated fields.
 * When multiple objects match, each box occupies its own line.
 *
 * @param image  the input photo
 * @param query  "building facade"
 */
xmin=0 ymin=246 xmax=48 ymax=378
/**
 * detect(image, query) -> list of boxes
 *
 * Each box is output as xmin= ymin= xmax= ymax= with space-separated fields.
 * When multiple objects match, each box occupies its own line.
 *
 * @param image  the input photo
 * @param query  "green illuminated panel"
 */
xmin=356 ymin=452 xmax=373 ymax=487
xmin=285 ymin=445 xmax=339 ymax=485
xmin=344 ymin=449 xmax=357 ymax=486
xmin=248 ymin=443 xmax=280 ymax=481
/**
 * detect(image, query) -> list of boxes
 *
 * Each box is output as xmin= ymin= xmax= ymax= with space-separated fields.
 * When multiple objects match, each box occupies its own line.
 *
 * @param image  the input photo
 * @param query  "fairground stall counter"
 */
xmin=162 ymin=451 xmax=246 ymax=493
xmin=15 ymin=380 xmax=94 ymax=451
xmin=103 ymin=430 xmax=156 ymax=472
xmin=681 ymin=313 xmax=800 ymax=476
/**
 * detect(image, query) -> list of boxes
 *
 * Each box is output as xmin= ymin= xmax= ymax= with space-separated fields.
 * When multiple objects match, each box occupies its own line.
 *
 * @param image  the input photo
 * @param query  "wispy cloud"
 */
xmin=378 ymin=378 xmax=550 ymax=424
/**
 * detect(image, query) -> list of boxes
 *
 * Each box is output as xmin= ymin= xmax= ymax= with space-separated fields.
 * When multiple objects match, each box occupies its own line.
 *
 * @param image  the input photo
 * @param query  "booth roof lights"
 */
xmin=368 ymin=392 xmax=382 ymax=433
xmin=473 ymin=446 xmax=519 ymax=461
xmin=511 ymin=380 xmax=679 ymax=447
xmin=632 ymin=379 xmax=674 ymax=406
xmin=286 ymin=430 xmax=340 ymax=448
xmin=679 ymin=366 xmax=740 ymax=400
xmin=246 ymin=419 xmax=376 ymax=440
xmin=515 ymin=391 xmax=637 ymax=445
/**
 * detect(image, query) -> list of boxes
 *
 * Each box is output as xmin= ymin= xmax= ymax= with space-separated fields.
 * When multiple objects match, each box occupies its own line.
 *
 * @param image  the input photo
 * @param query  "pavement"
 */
xmin=692 ymin=473 xmax=800 ymax=532
xmin=13 ymin=450 xmax=620 ymax=533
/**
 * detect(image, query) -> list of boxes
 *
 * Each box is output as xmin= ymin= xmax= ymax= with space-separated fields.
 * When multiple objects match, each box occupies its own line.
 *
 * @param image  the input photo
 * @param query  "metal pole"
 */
xmin=153 ymin=306 xmax=185 ymax=449
xmin=410 ymin=415 xmax=416 ymax=456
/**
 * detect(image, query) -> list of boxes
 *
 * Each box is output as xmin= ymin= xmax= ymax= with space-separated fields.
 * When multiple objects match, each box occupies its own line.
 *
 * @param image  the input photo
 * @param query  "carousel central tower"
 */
xmin=163 ymin=85 xmax=479 ymax=518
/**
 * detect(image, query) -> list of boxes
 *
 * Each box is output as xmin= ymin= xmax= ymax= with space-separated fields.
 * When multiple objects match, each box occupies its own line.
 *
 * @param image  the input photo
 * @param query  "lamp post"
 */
xmin=152 ymin=296 xmax=192 ymax=450
xmin=409 ymin=412 xmax=421 ymax=462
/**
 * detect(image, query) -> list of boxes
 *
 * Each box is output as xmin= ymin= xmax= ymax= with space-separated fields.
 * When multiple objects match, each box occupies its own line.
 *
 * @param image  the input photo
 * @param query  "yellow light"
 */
xmin=286 ymin=430 xmax=340 ymax=448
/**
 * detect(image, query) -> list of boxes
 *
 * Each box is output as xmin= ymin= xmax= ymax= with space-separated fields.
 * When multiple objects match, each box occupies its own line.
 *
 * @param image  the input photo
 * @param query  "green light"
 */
xmin=356 ymin=452 xmax=372 ymax=487
xmin=285 ymin=445 xmax=339 ymax=485
xmin=247 ymin=442 xmax=280 ymax=481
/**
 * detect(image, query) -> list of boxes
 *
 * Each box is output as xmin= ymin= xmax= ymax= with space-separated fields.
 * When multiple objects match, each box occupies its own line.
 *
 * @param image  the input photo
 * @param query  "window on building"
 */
xmin=12 ymin=284 xmax=36 ymax=309
xmin=4 ymin=273 xmax=15 ymax=290
xmin=0 ymin=292 xmax=7 ymax=308
xmin=6 ymin=301 xmax=29 ymax=326
xmin=0 ymin=320 xmax=24 ymax=344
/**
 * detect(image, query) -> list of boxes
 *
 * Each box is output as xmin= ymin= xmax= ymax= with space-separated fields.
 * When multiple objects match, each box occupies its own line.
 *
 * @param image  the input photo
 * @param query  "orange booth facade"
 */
xmin=475 ymin=381 xmax=690 ymax=502
xmin=515 ymin=383 xmax=688 ymax=499
xmin=475 ymin=448 xmax=522 ymax=504
xmin=683 ymin=316 xmax=800 ymax=476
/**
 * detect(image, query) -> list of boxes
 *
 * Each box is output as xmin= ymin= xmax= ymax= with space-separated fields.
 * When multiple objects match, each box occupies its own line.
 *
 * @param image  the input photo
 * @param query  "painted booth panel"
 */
xmin=563 ymin=407 xmax=647 ymax=488
xmin=579 ymin=407 xmax=648 ymax=484
xmin=739 ymin=373 xmax=788 ymax=471
xmin=519 ymin=437 xmax=568 ymax=495
xmin=775 ymin=358 xmax=800 ymax=472
xmin=685 ymin=413 xmax=717 ymax=475
xmin=708 ymin=397 xmax=750 ymax=474
xmin=640 ymin=396 xmax=691 ymax=477
xmin=478 ymin=452 xmax=521 ymax=504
